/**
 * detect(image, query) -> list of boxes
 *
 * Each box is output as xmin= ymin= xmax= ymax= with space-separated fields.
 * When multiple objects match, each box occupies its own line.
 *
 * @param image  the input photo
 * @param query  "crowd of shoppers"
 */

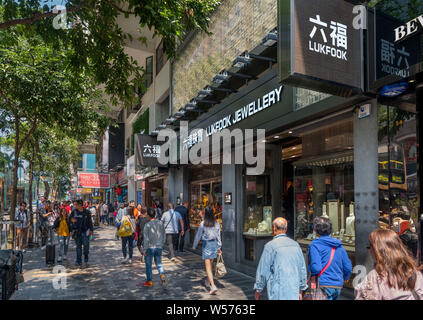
xmin=13 ymin=195 xmax=423 ymax=300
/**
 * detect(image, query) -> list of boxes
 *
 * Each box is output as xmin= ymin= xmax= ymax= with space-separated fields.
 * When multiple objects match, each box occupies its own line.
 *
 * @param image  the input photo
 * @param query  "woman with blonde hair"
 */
xmin=355 ymin=229 xmax=423 ymax=300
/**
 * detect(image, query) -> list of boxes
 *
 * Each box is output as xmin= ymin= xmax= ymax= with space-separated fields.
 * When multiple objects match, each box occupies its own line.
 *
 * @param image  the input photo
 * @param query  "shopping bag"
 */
xmin=215 ymin=253 xmax=227 ymax=278
xmin=117 ymin=217 xmax=132 ymax=237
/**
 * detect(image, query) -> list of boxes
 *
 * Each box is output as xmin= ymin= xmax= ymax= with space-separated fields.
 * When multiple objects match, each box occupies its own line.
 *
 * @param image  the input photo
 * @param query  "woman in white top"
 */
xmin=193 ymin=206 xmax=222 ymax=295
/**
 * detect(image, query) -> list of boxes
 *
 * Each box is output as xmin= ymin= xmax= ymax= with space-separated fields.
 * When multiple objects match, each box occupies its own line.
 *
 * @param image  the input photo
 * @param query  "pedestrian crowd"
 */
xmin=13 ymin=197 xmax=423 ymax=300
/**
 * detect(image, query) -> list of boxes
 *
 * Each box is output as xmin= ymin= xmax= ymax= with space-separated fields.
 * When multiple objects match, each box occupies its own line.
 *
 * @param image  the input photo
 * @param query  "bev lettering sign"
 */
xmin=279 ymin=0 xmax=363 ymax=97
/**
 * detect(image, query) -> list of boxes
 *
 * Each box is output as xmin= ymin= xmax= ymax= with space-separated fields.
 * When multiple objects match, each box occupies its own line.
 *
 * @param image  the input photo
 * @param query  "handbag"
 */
xmin=215 ymin=253 xmax=227 ymax=278
xmin=303 ymin=247 xmax=336 ymax=300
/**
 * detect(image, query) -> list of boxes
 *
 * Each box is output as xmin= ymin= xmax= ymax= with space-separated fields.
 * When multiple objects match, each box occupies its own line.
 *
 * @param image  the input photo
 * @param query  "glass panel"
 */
xmin=377 ymin=104 xmax=418 ymax=257
xmin=243 ymin=175 xmax=272 ymax=237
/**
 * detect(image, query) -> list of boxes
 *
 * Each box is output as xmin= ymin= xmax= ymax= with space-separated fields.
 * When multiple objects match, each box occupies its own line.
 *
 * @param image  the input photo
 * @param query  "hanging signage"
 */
xmin=135 ymin=134 xmax=166 ymax=168
xmin=78 ymin=173 xmax=110 ymax=188
xmin=358 ymin=104 xmax=371 ymax=119
xmin=117 ymin=169 xmax=127 ymax=185
xmin=368 ymin=2 xmax=422 ymax=91
xmin=279 ymin=0 xmax=363 ymax=97
xmin=394 ymin=14 xmax=423 ymax=43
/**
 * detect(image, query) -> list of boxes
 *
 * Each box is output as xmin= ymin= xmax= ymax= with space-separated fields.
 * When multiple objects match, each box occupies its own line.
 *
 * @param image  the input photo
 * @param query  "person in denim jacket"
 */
xmin=254 ymin=218 xmax=308 ymax=300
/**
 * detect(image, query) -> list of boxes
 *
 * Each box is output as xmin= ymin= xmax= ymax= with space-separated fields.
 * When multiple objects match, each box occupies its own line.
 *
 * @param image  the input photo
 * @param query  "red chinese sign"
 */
xmin=78 ymin=173 xmax=110 ymax=188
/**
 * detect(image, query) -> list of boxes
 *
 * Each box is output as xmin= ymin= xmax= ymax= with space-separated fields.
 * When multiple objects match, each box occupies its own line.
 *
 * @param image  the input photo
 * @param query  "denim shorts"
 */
xmin=202 ymin=240 xmax=218 ymax=260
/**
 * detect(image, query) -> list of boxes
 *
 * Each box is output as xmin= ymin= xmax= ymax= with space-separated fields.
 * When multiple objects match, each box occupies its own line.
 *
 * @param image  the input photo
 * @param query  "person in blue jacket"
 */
xmin=308 ymin=216 xmax=352 ymax=300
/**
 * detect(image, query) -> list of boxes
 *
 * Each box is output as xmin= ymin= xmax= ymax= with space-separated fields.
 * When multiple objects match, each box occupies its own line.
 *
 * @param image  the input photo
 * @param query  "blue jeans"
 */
xmin=57 ymin=235 xmax=70 ymax=258
xmin=75 ymin=232 xmax=90 ymax=264
xmin=145 ymin=248 xmax=165 ymax=282
xmin=323 ymin=287 xmax=342 ymax=300
xmin=122 ymin=234 xmax=134 ymax=259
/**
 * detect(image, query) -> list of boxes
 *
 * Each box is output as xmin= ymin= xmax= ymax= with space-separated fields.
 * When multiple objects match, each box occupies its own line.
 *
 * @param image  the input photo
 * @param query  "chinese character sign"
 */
xmin=135 ymin=134 xmax=166 ymax=168
xmin=280 ymin=0 xmax=363 ymax=96
xmin=78 ymin=173 xmax=110 ymax=188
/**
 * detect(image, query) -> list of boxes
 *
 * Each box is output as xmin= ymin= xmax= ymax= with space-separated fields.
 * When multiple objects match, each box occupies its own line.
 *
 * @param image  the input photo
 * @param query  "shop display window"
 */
xmin=189 ymin=179 xmax=223 ymax=230
xmin=378 ymin=105 xmax=418 ymax=257
xmin=243 ymin=175 xmax=273 ymax=237
xmin=291 ymin=117 xmax=355 ymax=250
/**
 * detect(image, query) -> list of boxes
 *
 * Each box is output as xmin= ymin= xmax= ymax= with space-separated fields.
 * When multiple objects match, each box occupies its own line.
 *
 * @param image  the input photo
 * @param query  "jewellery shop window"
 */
xmin=189 ymin=179 xmax=223 ymax=231
xmin=243 ymin=175 xmax=273 ymax=238
xmin=378 ymin=104 xmax=418 ymax=258
xmin=293 ymin=118 xmax=355 ymax=250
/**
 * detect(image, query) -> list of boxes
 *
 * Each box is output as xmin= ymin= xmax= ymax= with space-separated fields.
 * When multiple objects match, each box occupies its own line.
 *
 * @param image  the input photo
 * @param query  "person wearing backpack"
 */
xmin=160 ymin=202 xmax=184 ymax=261
xmin=307 ymin=217 xmax=353 ymax=300
xmin=53 ymin=207 xmax=71 ymax=263
xmin=119 ymin=207 xmax=136 ymax=264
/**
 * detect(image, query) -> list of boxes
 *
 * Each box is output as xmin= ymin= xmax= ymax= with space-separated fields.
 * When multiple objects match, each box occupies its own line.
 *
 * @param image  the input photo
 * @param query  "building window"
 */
xmin=156 ymin=40 xmax=167 ymax=75
xmin=145 ymin=56 xmax=153 ymax=88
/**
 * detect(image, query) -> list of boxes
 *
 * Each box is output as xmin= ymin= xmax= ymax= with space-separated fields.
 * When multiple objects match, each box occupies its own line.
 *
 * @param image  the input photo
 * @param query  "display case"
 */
xmin=293 ymin=152 xmax=355 ymax=251
xmin=243 ymin=175 xmax=273 ymax=237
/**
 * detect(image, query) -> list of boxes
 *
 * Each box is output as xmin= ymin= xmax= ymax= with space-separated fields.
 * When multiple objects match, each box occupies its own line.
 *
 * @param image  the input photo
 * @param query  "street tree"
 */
xmin=0 ymin=33 xmax=112 ymax=223
xmin=0 ymin=0 xmax=220 ymax=106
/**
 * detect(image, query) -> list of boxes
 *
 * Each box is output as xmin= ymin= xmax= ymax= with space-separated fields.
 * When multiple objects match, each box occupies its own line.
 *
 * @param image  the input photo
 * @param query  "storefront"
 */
xmin=366 ymin=0 xmax=423 ymax=264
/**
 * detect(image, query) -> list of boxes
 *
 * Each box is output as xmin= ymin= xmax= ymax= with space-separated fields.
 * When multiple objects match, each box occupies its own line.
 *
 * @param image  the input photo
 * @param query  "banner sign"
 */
xmin=78 ymin=173 xmax=110 ymax=188
xmin=278 ymin=0 xmax=363 ymax=97
xmin=135 ymin=134 xmax=166 ymax=169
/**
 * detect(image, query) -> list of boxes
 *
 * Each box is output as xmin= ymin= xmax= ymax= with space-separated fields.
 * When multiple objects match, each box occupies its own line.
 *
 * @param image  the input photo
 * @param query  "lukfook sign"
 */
xmin=205 ymin=86 xmax=283 ymax=137
xmin=182 ymin=86 xmax=283 ymax=150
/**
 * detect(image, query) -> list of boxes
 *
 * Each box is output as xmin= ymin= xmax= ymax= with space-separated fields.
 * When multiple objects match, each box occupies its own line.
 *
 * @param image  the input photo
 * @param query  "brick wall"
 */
xmin=172 ymin=0 xmax=277 ymax=113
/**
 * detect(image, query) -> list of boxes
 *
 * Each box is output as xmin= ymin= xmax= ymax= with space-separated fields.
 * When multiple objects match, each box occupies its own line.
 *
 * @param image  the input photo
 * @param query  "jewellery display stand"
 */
xmin=328 ymin=200 xmax=340 ymax=234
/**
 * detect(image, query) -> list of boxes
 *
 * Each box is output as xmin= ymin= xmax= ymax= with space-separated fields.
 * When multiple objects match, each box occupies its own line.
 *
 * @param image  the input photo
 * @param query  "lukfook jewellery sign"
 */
xmin=279 ymin=0 xmax=363 ymax=97
xmin=183 ymin=85 xmax=283 ymax=150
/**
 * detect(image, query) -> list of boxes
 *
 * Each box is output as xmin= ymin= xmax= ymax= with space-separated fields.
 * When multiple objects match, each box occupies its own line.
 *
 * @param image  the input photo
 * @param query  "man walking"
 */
xmin=175 ymin=201 xmax=190 ymax=253
xmin=161 ymin=203 xmax=184 ymax=261
xmin=101 ymin=202 xmax=109 ymax=225
xmin=142 ymin=208 xmax=166 ymax=287
xmin=15 ymin=202 xmax=30 ymax=251
xmin=71 ymin=199 xmax=94 ymax=268
xmin=254 ymin=218 xmax=307 ymax=300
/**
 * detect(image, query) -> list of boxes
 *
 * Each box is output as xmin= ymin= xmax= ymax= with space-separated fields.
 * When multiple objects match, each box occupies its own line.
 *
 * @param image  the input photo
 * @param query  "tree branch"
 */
xmin=104 ymin=0 xmax=136 ymax=15
xmin=16 ymin=114 xmax=39 ymax=156
xmin=0 ymin=0 xmax=90 ymax=29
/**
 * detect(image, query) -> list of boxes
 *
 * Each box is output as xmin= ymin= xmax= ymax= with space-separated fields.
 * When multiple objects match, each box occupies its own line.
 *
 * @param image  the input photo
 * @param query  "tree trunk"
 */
xmin=28 ymin=147 xmax=34 ymax=244
xmin=8 ymin=115 xmax=20 ymax=248
xmin=43 ymin=181 xmax=50 ymax=199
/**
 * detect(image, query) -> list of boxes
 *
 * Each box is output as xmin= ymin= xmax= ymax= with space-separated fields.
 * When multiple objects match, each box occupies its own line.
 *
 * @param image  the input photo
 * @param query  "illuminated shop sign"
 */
xmin=394 ymin=14 xmax=423 ymax=43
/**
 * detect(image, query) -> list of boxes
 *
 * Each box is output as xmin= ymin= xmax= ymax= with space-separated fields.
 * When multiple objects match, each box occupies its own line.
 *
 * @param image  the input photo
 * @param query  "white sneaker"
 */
xmin=205 ymin=279 xmax=211 ymax=289
xmin=63 ymin=255 xmax=67 ymax=261
xmin=170 ymin=257 xmax=176 ymax=262
xmin=128 ymin=259 xmax=132 ymax=264
xmin=209 ymin=285 xmax=218 ymax=295
xmin=121 ymin=257 xmax=128 ymax=264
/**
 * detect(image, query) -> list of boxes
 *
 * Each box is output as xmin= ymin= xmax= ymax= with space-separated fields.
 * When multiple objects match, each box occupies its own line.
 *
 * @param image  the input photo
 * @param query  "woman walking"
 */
xmin=120 ymin=207 xmax=136 ymax=264
xmin=355 ymin=229 xmax=423 ymax=300
xmin=136 ymin=206 xmax=150 ymax=263
xmin=308 ymin=216 xmax=353 ymax=300
xmin=53 ymin=207 xmax=71 ymax=263
xmin=192 ymin=206 xmax=222 ymax=295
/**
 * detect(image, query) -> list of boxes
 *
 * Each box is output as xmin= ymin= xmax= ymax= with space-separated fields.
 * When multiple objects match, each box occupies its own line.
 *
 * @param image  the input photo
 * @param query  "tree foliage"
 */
xmin=0 ymin=0 xmax=221 ymax=106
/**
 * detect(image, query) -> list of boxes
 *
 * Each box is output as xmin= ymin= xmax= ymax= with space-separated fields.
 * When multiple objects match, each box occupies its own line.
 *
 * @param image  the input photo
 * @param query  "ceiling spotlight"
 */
xmin=164 ymin=117 xmax=176 ymax=125
xmin=288 ymin=131 xmax=293 ymax=134
xmin=186 ymin=100 xmax=197 ymax=109
xmin=262 ymin=29 xmax=278 ymax=47
xmin=213 ymin=71 xmax=229 ymax=84
xmin=274 ymin=135 xmax=280 ymax=139
xmin=174 ymin=110 xmax=186 ymax=119
xmin=197 ymin=87 xmax=212 ymax=99
xmin=233 ymin=51 xmax=252 ymax=69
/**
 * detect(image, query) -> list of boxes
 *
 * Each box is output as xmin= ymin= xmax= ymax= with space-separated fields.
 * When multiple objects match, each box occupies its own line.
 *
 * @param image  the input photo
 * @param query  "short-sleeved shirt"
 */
xmin=161 ymin=209 xmax=182 ymax=234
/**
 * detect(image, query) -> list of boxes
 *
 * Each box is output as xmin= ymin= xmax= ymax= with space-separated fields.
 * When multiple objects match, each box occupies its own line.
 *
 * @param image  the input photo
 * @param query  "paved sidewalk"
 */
xmin=11 ymin=225 xmax=257 ymax=300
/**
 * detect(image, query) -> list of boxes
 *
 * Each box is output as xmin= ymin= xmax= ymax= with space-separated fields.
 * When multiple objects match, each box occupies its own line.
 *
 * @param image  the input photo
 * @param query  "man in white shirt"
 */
xmin=160 ymin=203 xmax=184 ymax=261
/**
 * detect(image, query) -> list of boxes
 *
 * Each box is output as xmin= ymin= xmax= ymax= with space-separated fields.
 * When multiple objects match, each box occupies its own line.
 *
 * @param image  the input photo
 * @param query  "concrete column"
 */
xmin=168 ymin=166 xmax=189 ymax=205
xmin=222 ymin=164 xmax=242 ymax=267
xmin=354 ymin=99 xmax=379 ymax=272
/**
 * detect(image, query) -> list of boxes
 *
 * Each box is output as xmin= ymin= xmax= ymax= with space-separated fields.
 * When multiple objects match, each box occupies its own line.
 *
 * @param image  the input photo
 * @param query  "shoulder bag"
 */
xmin=303 ymin=247 xmax=336 ymax=300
